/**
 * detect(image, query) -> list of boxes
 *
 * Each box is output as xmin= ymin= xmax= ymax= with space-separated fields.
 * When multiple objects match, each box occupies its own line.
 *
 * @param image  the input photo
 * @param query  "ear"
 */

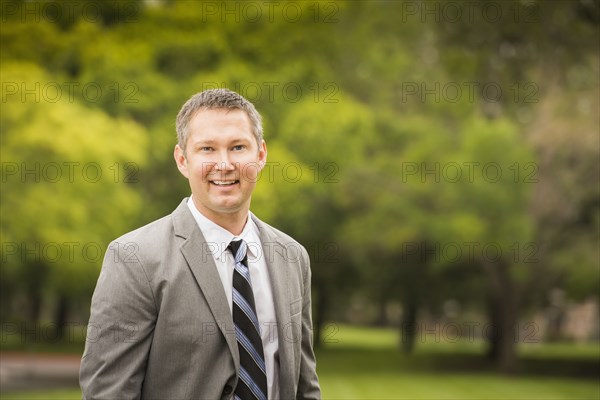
xmin=258 ymin=140 xmax=267 ymax=171
xmin=174 ymin=144 xmax=190 ymax=179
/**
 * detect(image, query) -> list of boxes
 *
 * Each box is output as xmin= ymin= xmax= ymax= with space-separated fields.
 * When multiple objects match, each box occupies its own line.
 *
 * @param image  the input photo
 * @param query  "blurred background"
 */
xmin=1 ymin=0 xmax=599 ymax=398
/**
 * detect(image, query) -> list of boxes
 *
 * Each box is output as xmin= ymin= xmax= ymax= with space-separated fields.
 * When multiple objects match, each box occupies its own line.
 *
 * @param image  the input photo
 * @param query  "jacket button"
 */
xmin=223 ymin=385 xmax=233 ymax=395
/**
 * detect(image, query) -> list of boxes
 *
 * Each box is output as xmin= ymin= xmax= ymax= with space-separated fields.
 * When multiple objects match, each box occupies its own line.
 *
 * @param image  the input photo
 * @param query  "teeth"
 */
xmin=212 ymin=180 xmax=237 ymax=186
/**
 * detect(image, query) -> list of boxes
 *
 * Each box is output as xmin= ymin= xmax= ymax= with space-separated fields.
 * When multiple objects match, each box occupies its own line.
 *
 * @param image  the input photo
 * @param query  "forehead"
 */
xmin=188 ymin=108 xmax=252 ymax=137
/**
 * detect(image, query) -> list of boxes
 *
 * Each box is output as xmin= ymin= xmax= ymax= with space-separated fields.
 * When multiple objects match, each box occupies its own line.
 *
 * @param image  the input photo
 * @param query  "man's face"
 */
xmin=174 ymin=108 xmax=267 ymax=221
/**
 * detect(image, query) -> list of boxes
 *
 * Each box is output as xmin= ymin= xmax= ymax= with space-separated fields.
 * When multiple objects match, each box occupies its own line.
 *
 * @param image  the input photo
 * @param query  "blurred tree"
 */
xmin=1 ymin=63 xmax=148 ymax=336
xmin=427 ymin=0 xmax=599 ymax=370
xmin=451 ymin=116 xmax=535 ymax=372
xmin=1 ymin=1 xmax=597 ymax=368
xmin=272 ymin=95 xmax=377 ymax=344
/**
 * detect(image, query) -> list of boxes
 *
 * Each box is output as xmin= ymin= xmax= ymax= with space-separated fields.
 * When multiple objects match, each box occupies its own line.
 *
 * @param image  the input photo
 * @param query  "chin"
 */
xmin=212 ymin=200 xmax=243 ymax=212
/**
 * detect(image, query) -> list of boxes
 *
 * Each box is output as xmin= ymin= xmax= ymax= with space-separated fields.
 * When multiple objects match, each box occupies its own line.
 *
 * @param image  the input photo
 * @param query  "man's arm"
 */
xmin=80 ymin=240 xmax=157 ymax=399
xmin=296 ymin=248 xmax=321 ymax=399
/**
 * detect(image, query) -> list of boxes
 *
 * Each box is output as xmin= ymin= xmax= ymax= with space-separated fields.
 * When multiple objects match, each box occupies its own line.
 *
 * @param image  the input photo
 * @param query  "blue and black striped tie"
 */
xmin=228 ymin=239 xmax=268 ymax=400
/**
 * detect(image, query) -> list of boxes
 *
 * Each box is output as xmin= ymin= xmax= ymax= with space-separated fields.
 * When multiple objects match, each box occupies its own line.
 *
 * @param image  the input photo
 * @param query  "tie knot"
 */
xmin=228 ymin=239 xmax=246 ymax=261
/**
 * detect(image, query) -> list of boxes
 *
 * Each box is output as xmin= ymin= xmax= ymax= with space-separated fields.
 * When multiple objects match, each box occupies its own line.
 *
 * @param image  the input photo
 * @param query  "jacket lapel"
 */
xmin=252 ymin=215 xmax=294 ymax=398
xmin=172 ymin=199 xmax=239 ymax=370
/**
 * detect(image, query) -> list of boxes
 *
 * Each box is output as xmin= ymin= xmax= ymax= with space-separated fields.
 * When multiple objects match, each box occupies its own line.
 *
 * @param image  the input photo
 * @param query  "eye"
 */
xmin=232 ymin=145 xmax=245 ymax=151
xmin=200 ymin=146 xmax=213 ymax=152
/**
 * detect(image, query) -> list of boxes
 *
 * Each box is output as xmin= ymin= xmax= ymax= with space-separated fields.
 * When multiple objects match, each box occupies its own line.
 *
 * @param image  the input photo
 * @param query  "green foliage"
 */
xmin=1 ymin=1 xmax=597 ymax=357
xmin=1 ymin=63 xmax=148 ymax=303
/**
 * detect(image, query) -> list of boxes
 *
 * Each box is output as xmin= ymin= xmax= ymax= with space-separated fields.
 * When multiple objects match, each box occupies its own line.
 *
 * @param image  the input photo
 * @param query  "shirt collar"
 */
xmin=186 ymin=197 xmax=261 ymax=260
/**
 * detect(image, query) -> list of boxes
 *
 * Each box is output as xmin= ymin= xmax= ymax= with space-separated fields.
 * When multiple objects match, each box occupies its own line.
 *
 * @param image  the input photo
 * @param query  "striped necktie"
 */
xmin=228 ymin=239 xmax=268 ymax=400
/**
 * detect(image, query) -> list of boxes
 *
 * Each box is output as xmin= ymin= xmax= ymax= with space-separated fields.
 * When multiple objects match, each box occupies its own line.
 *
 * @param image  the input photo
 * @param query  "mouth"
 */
xmin=209 ymin=179 xmax=240 ymax=187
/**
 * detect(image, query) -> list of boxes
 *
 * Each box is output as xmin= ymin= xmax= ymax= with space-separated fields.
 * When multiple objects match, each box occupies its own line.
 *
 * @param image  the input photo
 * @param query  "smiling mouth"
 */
xmin=210 ymin=180 xmax=239 ymax=186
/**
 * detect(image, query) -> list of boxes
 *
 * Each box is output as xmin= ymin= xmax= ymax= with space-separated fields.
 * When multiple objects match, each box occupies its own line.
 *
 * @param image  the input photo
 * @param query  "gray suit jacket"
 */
xmin=80 ymin=199 xmax=320 ymax=399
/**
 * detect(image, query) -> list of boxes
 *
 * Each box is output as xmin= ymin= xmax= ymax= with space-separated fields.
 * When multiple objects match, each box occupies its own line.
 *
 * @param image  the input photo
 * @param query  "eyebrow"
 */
xmin=192 ymin=139 xmax=217 ymax=146
xmin=191 ymin=138 xmax=251 ymax=147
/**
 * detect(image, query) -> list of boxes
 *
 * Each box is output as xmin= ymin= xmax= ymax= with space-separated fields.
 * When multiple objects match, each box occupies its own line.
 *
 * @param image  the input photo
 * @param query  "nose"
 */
xmin=214 ymin=150 xmax=235 ymax=171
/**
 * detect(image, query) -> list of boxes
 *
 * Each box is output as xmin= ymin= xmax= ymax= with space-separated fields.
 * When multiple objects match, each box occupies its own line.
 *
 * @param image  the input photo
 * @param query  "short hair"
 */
xmin=175 ymin=89 xmax=263 ymax=154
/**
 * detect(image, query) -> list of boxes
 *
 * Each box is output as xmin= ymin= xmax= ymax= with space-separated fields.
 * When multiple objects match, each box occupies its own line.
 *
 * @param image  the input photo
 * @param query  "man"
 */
xmin=80 ymin=89 xmax=320 ymax=399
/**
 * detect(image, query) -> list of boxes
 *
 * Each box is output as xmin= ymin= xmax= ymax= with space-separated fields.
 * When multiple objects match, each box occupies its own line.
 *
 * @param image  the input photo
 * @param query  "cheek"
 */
xmin=239 ymin=161 xmax=262 ymax=182
xmin=186 ymin=162 xmax=212 ymax=184
xmin=189 ymin=159 xmax=212 ymax=176
xmin=200 ymin=163 xmax=214 ymax=178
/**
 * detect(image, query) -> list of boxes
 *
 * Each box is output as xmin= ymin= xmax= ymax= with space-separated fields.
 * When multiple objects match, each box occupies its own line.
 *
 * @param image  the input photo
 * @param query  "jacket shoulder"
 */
xmin=253 ymin=216 xmax=311 ymax=268
xmin=254 ymin=217 xmax=302 ymax=248
xmin=105 ymin=211 xmax=181 ymax=271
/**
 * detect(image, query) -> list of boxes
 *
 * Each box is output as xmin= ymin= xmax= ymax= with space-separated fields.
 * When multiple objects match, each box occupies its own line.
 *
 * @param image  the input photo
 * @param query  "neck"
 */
xmin=216 ymin=213 xmax=248 ymax=236
xmin=193 ymin=200 xmax=249 ymax=236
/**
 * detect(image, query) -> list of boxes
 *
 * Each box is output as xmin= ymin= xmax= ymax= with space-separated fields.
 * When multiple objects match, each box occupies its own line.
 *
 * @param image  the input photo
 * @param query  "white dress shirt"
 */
xmin=187 ymin=197 xmax=280 ymax=399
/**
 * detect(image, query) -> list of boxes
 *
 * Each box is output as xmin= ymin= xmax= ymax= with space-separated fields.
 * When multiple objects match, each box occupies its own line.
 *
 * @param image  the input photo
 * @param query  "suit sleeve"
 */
xmin=80 ymin=240 xmax=157 ymax=399
xmin=296 ymin=248 xmax=321 ymax=399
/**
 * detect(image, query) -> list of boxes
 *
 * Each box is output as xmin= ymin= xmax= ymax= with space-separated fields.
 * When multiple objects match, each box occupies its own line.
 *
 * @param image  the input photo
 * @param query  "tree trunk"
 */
xmin=374 ymin=297 xmax=388 ymax=326
xmin=27 ymin=262 xmax=45 ymax=324
xmin=0 ymin=278 xmax=13 ymax=321
xmin=498 ymin=312 xmax=518 ymax=373
xmin=486 ymin=293 xmax=500 ymax=360
xmin=484 ymin=259 xmax=518 ymax=373
xmin=54 ymin=294 xmax=69 ymax=341
xmin=313 ymin=283 xmax=328 ymax=348
xmin=400 ymin=301 xmax=418 ymax=354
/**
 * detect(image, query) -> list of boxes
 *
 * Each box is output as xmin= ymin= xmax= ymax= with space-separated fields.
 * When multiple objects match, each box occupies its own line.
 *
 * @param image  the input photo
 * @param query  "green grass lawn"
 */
xmin=0 ymin=390 xmax=82 ymax=400
xmin=317 ymin=324 xmax=599 ymax=399
xmin=2 ymin=324 xmax=598 ymax=400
